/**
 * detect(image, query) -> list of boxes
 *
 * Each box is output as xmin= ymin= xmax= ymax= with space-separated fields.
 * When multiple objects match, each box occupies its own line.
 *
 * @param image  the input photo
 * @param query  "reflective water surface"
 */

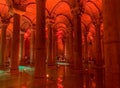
xmin=0 ymin=64 xmax=96 ymax=88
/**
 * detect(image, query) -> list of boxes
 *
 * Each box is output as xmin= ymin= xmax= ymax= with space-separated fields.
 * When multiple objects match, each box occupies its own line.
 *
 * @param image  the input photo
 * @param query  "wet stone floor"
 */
xmin=0 ymin=63 xmax=96 ymax=88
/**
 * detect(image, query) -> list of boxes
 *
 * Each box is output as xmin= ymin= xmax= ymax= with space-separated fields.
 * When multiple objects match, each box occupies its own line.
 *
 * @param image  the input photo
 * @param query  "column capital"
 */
xmin=0 ymin=23 xmax=9 ymax=29
xmin=1 ymin=18 xmax=10 ymax=25
xmin=46 ymin=18 xmax=55 ymax=26
xmin=71 ymin=6 xmax=80 ymax=16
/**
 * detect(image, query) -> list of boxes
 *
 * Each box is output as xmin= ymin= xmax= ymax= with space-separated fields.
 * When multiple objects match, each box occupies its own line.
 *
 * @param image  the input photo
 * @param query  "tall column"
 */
xmin=32 ymin=0 xmax=46 ymax=87
xmin=83 ymin=32 xmax=90 ymax=88
xmin=0 ymin=24 xmax=8 ymax=69
xmin=68 ymin=28 xmax=73 ymax=66
xmin=47 ymin=21 xmax=54 ymax=66
xmin=103 ymin=0 xmax=120 ymax=88
xmin=65 ymin=29 xmax=72 ymax=63
xmin=94 ymin=23 xmax=105 ymax=88
xmin=19 ymin=31 xmax=24 ymax=65
xmin=30 ymin=28 xmax=36 ymax=65
xmin=10 ymin=13 xmax=20 ymax=74
xmin=71 ymin=2 xmax=83 ymax=88
xmin=84 ymin=32 xmax=88 ymax=61
xmin=64 ymin=31 xmax=69 ymax=62
xmin=5 ymin=35 xmax=11 ymax=66
xmin=52 ymin=30 xmax=57 ymax=64
xmin=71 ymin=3 xmax=83 ymax=74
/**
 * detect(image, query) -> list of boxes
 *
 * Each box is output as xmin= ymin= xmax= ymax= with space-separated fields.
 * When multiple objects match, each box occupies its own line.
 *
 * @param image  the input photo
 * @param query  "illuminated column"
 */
xmin=51 ymin=29 xmax=57 ymax=65
xmin=0 ymin=24 xmax=8 ymax=69
xmin=94 ymin=22 xmax=105 ymax=88
xmin=5 ymin=35 xmax=11 ymax=66
xmin=32 ymin=0 xmax=46 ymax=87
xmin=19 ymin=31 xmax=25 ymax=65
xmin=103 ymin=0 xmax=120 ymax=88
xmin=10 ymin=13 xmax=20 ymax=74
xmin=68 ymin=28 xmax=74 ymax=65
xmin=54 ymin=36 xmax=58 ymax=60
xmin=71 ymin=4 xmax=83 ymax=74
xmin=84 ymin=32 xmax=88 ymax=61
xmin=47 ymin=21 xmax=54 ymax=66
xmin=64 ymin=32 xmax=69 ymax=62
xmin=65 ymin=29 xmax=73 ymax=63
xmin=30 ymin=28 xmax=36 ymax=65
xmin=71 ymin=2 xmax=83 ymax=88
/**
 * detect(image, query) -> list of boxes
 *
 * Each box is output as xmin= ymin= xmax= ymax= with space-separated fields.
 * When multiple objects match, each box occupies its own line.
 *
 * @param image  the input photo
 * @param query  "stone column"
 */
xmin=5 ymin=35 xmax=11 ymax=67
xmin=83 ymin=29 xmax=90 ymax=88
xmin=94 ymin=23 xmax=105 ymax=88
xmin=52 ymin=30 xmax=57 ymax=66
xmin=30 ymin=28 xmax=36 ymax=65
xmin=68 ymin=28 xmax=73 ymax=66
xmin=64 ymin=31 xmax=69 ymax=62
xmin=19 ymin=31 xmax=24 ymax=65
xmin=10 ymin=13 xmax=20 ymax=74
xmin=71 ymin=3 xmax=83 ymax=74
xmin=0 ymin=24 xmax=8 ymax=69
xmin=47 ymin=21 xmax=54 ymax=66
xmin=103 ymin=0 xmax=120 ymax=88
xmin=32 ymin=0 xmax=46 ymax=87
xmin=84 ymin=32 xmax=88 ymax=61
xmin=71 ymin=2 xmax=83 ymax=88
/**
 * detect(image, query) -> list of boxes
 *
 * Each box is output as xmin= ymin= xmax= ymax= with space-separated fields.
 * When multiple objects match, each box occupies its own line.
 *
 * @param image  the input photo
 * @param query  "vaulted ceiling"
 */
xmin=0 ymin=0 xmax=102 ymax=41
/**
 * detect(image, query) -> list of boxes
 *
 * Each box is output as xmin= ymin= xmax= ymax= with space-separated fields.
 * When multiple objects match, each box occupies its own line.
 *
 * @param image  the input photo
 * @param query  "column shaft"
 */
xmin=30 ymin=29 xmax=35 ymax=65
xmin=33 ymin=0 xmax=46 ymax=87
xmin=35 ymin=0 xmax=46 ymax=77
xmin=73 ymin=13 xmax=83 ymax=72
xmin=0 ymin=24 xmax=7 ymax=69
xmin=68 ymin=29 xmax=73 ymax=65
xmin=19 ymin=32 xmax=24 ymax=65
xmin=10 ymin=13 xmax=20 ymax=73
xmin=95 ymin=25 xmax=105 ymax=88
xmin=47 ymin=23 xmax=53 ymax=66
xmin=103 ymin=0 xmax=120 ymax=88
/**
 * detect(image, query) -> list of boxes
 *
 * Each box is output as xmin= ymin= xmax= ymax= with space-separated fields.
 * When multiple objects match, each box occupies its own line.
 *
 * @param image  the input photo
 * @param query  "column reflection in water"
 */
xmin=57 ymin=65 xmax=65 ymax=88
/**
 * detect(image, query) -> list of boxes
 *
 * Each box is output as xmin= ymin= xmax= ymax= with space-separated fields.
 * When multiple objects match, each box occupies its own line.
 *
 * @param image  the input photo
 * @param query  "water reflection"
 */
xmin=57 ymin=66 xmax=65 ymax=88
